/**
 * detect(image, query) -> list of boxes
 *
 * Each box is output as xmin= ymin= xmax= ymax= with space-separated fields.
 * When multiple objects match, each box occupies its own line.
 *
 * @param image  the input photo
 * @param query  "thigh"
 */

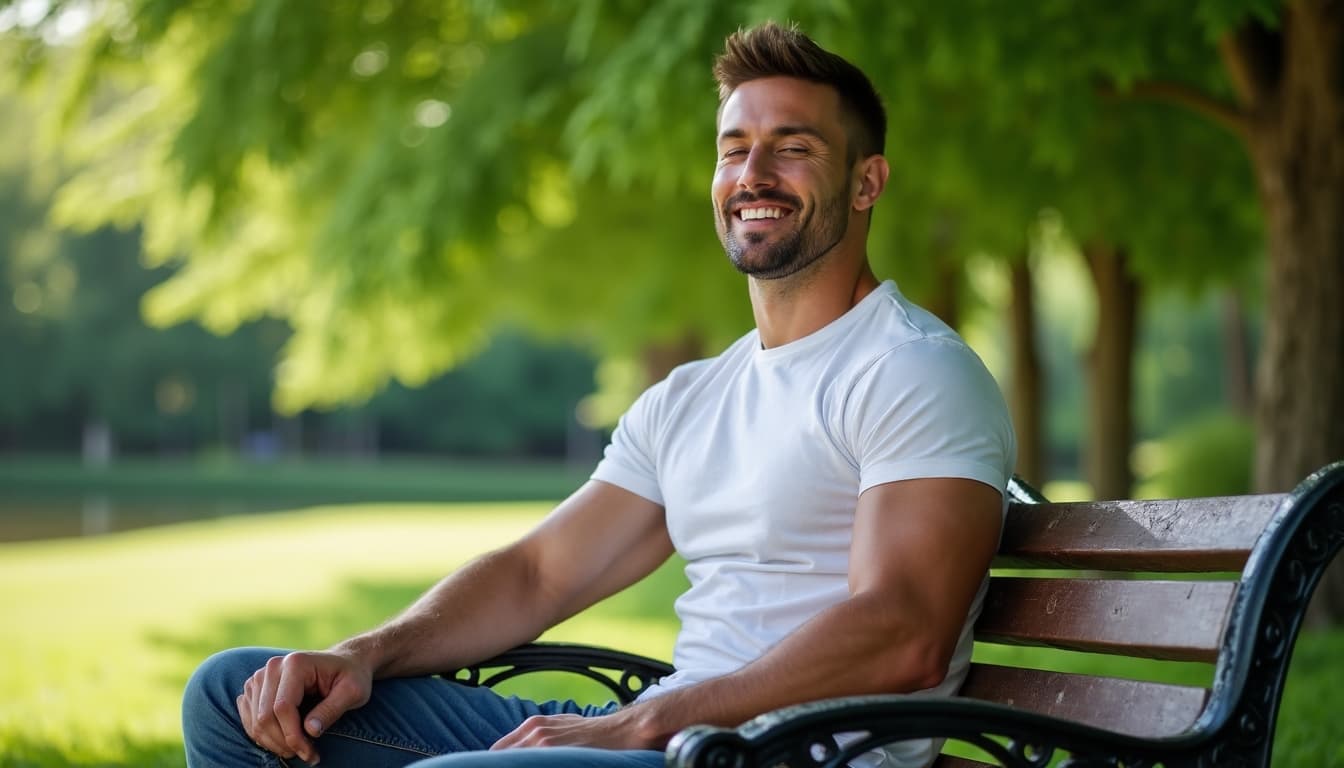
xmin=186 ymin=647 xmax=606 ymax=768
xmin=407 ymin=747 xmax=666 ymax=768
xmin=312 ymin=670 xmax=566 ymax=763
xmin=307 ymin=669 xmax=617 ymax=768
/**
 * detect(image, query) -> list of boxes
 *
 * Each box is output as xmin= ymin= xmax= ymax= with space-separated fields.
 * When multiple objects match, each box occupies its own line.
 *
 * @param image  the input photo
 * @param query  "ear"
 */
xmin=851 ymin=154 xmax=890 ymax=213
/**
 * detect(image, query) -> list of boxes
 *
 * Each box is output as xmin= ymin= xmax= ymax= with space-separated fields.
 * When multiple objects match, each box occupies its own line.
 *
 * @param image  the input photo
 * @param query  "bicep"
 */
xmin=518 ymin=480 xmax=673 ymax=623
xmin=851 ymin=478 xmax=1003 ymax=646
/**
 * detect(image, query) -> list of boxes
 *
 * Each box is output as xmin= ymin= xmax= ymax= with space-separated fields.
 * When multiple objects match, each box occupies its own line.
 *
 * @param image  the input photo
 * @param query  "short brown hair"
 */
xmin=713 ymin=21 xmax=887 ymax=159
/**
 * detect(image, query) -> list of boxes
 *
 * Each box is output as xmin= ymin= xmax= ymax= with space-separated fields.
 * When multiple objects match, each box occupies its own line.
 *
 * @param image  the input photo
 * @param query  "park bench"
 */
xmin=451 ymin=462 xmax=1344 ymax=767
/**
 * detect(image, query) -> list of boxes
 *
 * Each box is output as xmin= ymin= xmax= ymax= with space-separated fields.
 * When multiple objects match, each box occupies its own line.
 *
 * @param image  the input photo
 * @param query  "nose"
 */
xmin=736 ymin=147 xmax=777 ymax=191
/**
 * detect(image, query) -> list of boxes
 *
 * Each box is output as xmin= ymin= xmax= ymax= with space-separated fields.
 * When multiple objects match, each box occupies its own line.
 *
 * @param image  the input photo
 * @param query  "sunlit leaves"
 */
xmin=1 ymin=0 xmax=1278 ymax=411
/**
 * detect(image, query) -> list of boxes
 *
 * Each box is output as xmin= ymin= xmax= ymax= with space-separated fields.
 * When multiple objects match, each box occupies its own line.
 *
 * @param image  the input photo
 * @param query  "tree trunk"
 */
xmin=1083 ymin=243 xmax=1139 ymax=501
xmin=1008 ymin=256 xmax=1045 ymax=486
xmin=1219 ymin=1 xmax=1344 ymax=625
xmin=641 ymin=333 xmax=702 ymax=385
xmin=925 ymin=248 xmax=962 ymax=331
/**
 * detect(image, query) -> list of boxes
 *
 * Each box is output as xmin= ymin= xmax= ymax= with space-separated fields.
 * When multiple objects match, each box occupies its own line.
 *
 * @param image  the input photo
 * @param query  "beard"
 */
xmin=718 ymin=181 xmax=851 ymax=280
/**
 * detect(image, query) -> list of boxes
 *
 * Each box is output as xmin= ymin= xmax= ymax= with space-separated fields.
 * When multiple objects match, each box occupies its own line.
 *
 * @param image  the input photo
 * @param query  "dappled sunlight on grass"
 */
xmin=2 ymin=503 xmax=1337 ymax=767
xmin=0 ymin=502 xmax=681 ymax=766
xmin=0 ymin=730 xmax=185 ymax=768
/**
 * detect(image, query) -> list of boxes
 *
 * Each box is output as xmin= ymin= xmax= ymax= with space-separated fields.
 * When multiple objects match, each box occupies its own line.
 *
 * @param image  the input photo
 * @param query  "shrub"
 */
xmin=1140 ymin=411 xmax=1254 ymax=498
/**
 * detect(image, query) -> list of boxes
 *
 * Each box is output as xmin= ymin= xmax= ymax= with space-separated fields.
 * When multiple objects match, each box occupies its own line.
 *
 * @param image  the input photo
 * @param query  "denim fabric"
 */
xmin=183 ymin=647 xmax=665 ymax=768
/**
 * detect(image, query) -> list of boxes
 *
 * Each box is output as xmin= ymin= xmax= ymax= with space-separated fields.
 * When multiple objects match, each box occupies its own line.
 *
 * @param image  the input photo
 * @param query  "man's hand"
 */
xmin=490 ymin=710 xmax=657 ymax=752
xmin=236 ymin=650 xmax=373 ymax=765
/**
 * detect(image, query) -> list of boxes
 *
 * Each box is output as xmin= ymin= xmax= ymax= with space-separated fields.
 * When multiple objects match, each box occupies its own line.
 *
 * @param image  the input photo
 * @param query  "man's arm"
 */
xmin=240 ymin=479 xmax=672 ymax=763
xmin=339 ymin=479 xmax=673 ymax=677
xmin=494 ymin=476 xmax=1002 ymax=751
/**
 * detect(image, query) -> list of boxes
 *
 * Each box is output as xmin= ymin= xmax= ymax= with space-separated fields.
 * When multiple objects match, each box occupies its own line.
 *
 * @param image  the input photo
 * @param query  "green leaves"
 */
xmin=3 ymin=0 xmax=1279 ymax=411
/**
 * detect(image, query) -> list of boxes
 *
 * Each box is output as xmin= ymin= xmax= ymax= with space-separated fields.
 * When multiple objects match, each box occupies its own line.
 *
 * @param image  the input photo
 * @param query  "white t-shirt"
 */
xmin=591 ymin=280 xmax=1016 ymax=766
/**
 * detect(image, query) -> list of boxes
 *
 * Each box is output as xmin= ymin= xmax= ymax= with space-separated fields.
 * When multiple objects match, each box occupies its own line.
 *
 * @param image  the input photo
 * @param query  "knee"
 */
xmin=183 ymin=647 xmax=293 ymax=763
xmin=183 ymin=646 xmax=284 ymax=722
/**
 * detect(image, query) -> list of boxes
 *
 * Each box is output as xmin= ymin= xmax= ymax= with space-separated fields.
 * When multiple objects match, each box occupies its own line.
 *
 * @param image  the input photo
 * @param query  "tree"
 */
xmin=1107 ymin=1 xmax=1344 ymax=621
xmin=1 ymin=1 xmax=750 ymax=413
xmin=4 ymin=1 xmax=1339 ymax=610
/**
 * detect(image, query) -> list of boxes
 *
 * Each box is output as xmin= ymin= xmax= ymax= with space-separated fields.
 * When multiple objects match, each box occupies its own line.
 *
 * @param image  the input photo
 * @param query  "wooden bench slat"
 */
xmin=958 ymin=663 xmax=1208 ymax=737
xmin=931 ymin=665 xmax=1210 ymax=767
xmin=976 ymin=578 xmax=1236 ymax=662
xmin=994 ymin=494 xmax=1284 ymax=571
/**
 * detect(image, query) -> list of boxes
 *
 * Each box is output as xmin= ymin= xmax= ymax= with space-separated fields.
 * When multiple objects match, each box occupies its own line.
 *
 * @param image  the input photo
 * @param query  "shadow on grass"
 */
xmin=2 ymin=732 xmax=184 ymax=768
xmin=108 ymin=554 xmax=1344 ymax=768
xmin=149 ymin=576 xmax=434 ymax=694
xmin=148 ymin=558 xmax=686 ymax=705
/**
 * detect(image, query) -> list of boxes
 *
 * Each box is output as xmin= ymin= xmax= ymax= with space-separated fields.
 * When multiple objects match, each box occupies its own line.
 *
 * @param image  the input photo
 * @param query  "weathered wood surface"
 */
xmin=930 ymin=664 xmax=1209 ymax=767
xmin=976 ymin=578 xmax=1237 ymax=662
xmin=994 ymin=494 xmax=1285 ymax=571
xmin=959 ymin=664 xmax=1207 ymax=737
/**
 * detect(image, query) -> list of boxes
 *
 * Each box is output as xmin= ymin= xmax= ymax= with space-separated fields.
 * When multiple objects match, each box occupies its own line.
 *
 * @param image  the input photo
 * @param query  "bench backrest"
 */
xmin=936 ymin=464 xmax=1344 ymax=767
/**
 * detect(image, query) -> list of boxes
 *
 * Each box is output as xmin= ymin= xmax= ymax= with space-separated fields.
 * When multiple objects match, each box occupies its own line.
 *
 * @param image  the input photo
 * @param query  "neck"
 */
xmin=749 ymin=249 xmax=880 ymax=348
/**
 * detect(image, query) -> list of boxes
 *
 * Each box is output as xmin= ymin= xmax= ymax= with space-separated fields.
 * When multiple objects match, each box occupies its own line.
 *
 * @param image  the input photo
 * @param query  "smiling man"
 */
xmin=182 ymin=22 xmax=1015 ymax=768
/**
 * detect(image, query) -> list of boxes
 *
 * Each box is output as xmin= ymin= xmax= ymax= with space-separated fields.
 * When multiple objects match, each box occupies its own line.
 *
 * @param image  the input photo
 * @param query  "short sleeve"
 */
xmin=842 ymin=338 xmax=1016 ymax=497
xmin=590 ymin=379 xmax=667 ymax=505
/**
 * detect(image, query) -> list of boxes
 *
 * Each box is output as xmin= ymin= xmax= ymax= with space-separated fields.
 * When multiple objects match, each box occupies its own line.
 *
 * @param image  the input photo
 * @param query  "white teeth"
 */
xmin=739 ymin=207 xmax=783 ymax=221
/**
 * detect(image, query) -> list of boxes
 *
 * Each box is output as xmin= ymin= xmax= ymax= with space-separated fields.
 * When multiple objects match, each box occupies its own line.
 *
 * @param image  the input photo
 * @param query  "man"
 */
xmin=183 ymin=21 xmax=1015 ymax=768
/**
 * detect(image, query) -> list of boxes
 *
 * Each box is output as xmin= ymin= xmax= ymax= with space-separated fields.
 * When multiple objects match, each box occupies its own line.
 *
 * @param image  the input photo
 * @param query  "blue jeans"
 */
xmin=183 ymin=647 xmax=666 ymax=768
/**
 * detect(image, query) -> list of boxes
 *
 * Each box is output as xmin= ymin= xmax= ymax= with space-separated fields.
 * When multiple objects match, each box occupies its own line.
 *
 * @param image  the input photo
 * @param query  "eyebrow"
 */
xmin=717 ymin=125 xmax=830 ymax=145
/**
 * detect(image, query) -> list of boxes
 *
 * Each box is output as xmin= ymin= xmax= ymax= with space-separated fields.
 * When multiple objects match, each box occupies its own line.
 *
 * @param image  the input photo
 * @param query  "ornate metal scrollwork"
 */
xmin=445 ymin=642 xmax=673 ymax=706
xmin=1194 ymin=462 xmax=1344 ymax=766
xmin=440 ymin=467 xmax=1343 ymax=768
xmin=669 ymin=464 xmax=1344 ymax=768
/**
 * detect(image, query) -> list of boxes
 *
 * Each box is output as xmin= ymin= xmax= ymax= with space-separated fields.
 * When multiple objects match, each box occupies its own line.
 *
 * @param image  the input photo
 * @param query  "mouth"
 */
xmin=731 ymin=203 xmax=796 ymax=227
xmin=737 ymin=205 xmax=786 ymax=221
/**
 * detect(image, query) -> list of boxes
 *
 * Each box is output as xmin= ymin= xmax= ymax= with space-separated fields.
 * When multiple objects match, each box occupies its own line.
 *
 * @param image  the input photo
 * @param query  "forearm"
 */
xmin=334 ymin=546 xmax=557 ymax=679
xmin=624 ymin=590 xmax=949 ymax=747
xmin=331 ymin=482 xmax=672 ymax=682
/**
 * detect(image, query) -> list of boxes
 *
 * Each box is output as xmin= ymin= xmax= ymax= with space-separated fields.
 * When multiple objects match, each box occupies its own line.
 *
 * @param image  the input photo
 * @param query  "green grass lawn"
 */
xmin=0 ymin=504 xmax=1338 ymax=767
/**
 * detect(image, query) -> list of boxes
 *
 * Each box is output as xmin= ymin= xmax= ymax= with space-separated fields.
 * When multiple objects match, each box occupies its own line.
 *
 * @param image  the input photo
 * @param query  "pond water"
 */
xmin=0 ymin=496 xmax=296 ymax=543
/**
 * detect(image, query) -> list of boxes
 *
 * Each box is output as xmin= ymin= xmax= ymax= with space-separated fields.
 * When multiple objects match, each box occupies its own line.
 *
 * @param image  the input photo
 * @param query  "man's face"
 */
xmin=713 ymin=77 xmax=855 ymax=280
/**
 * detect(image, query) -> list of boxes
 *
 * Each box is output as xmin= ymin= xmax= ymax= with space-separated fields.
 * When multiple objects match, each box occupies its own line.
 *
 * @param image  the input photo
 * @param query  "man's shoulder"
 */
xmin=861 ymin=281 xmax=962 ymax=345
xmin=841 ymin=283 xmax=982 ymax=374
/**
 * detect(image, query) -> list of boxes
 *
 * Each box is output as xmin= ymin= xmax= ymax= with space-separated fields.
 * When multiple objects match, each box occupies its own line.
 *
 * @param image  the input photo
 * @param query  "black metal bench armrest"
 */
xmin=667 ymin=694 xmax=1211 ymax=768
xmin=446 ymin=642 xmax=675 ymax=706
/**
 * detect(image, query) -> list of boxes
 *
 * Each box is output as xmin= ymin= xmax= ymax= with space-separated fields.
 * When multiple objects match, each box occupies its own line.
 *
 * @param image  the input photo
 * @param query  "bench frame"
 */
xmin=450 ymin=462 xmax=1344 ymax=768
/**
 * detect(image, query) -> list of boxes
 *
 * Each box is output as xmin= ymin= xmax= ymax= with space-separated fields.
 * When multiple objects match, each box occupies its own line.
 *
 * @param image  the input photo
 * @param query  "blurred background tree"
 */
xmin=1 ymin=0 xmax=1339 ymax=619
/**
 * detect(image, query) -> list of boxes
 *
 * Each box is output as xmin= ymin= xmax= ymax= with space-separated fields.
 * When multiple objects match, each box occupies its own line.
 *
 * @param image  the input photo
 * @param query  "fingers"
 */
xmin=274 ymin=658 xmax=318 ymax=764
xmin=237 ymin=671 xmax=262 ymax=745
xmin=490 ymin=715 xmax=537 ymax=750
xmin=236 ymin=654 xmax=319 ymax=764
xmin=491 ymin=714 xmax=583 ymax=750
xmin=236 ymin=690 xmax=254 ymax=737
xmin=302 ymin=675 xmax=367 ymax=740
xmin=254 ymin=656 xmax=283 ymax=741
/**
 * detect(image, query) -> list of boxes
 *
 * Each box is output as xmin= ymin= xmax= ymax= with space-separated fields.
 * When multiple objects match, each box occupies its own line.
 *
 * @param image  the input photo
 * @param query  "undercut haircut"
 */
xmin=713 ymin=21 xmax=887 ymax=160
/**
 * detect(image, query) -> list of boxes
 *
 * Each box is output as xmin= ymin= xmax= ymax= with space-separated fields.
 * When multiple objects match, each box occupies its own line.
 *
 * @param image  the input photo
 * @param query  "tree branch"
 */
xmin=1217 ymin=21 xmax=1281 ymax=110
xmin=1100 ymin=80 xmax=1249 ymax=140
xmin=1218 ymin=34 xmax=1261 ymax=107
